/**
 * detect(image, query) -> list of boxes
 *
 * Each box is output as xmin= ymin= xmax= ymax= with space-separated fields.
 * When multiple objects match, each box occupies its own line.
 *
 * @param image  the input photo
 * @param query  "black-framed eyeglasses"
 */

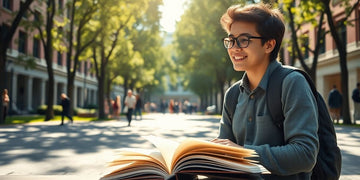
xmin=222 ymin=34 xmax=265 ymax=49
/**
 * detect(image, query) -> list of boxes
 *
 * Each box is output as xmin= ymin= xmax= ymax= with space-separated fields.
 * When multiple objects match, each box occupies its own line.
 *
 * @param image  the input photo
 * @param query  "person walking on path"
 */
xmin=124 ymin=90 xmax=136 ymax=126
xmin=211 ymin=3 xmax=319 ymax=179
xmin=352 ymin=82 xmax=360 ymax=124
xmin=60 ymin=93 xmax=73 ymax=125
xmin=328 ymin=85 xmax=343 ymax=124
xmin=2 ymin=89 xmax=10 ymax=121
xmin=160 ymin=99 xmax=167 ymax=114
xmin=134 ymin=94 xmax=142 ymax=120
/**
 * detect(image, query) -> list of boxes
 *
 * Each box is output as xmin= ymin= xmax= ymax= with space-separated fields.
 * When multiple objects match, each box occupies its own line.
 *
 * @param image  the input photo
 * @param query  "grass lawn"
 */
xmin=2 ymin=115 xmax=111 ymax=125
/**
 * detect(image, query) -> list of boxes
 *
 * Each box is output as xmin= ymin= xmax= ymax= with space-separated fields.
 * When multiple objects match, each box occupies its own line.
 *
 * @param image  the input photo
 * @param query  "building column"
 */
xmin=91 ymin=89 xmax=95 ymax=105
xmin=53 ymin=81 xmax=57 ymax=105
xmin=95 ymin=90 xmax=98 ymax=104
xmin=11 ymin=73 xmax=18 ymax=111
xmin=27 ymin=76 xmax=33 ymax=111
xmin=40 ymin=79 xmax=46 ymax=105
xmin=78 ymin=87 xmax=83 ymax=107
xmin=73 ymin=86 xmax=77 ymax=108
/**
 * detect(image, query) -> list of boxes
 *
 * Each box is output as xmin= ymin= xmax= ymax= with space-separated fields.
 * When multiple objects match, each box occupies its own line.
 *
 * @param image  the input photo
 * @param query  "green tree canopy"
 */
xmin=174 ymin=0 xmax=243 ymax=112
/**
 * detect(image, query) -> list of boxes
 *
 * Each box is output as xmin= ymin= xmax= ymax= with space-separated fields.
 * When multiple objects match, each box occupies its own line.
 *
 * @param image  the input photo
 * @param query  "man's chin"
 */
xmin=233 ymin=65 xmax=245 ymax=72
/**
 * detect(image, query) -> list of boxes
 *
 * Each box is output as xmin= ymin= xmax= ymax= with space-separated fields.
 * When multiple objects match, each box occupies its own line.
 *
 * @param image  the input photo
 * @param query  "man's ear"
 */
xmin=265 ymin=39 xmax=276 ymax=53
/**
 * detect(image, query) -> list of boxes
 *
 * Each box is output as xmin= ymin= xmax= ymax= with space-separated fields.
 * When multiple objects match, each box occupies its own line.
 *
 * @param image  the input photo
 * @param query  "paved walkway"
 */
xmin=0 ymin=113 xmax=359 ymax=179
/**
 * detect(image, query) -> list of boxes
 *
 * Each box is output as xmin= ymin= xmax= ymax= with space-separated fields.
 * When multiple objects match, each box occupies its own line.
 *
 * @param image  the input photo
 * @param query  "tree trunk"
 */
xmin=0 ymin=0 xmax=34 ymax=124
xmin=44 ymin=0 xmax=56 ymax=121
xmin=339 ymin=52 xmax=351 ymax=124
xmin=67 ymin=75 xmax=75 ymax=116
xmin=44 ymin=44 xmax=55 ymax=121
xmin=66 ymin=0 xmax=75 ymax=116
xmin=97 ymin=59 xmax=106 ymax=119
xmin=0 ymin=51 xmax=6 ymax=124
xmin=323 ymin=2 xmax=351 ymax=124
xmin=106 ymin=76 xmax=112 ymax=115
xmin=45 ymin=63 xmax=55 ymax=121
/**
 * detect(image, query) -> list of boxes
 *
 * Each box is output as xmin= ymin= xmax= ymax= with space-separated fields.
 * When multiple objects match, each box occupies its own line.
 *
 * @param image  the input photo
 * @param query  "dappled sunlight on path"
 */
xmin=0 ymin=113 xmax=220 ymax=178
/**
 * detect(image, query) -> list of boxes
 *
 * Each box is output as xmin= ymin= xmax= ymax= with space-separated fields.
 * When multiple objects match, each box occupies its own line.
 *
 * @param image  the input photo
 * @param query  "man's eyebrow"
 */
xmin=228 ymin=33 xmax=252 ymax=37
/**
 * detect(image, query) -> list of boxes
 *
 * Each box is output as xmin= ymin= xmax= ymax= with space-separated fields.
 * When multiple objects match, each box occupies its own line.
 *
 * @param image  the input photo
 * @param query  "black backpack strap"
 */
xmin=267 ymin=65 xmax=294 ymax=129
xmin=267 ymin=65 xmax=318 ymax=129
xmin=225 ymin=80 xmax=241 ymax=121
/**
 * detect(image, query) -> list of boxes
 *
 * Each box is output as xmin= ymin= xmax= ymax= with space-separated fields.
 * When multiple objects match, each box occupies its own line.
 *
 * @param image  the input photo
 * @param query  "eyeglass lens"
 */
xmin=223 ymin=36 xmax=250 ymax=49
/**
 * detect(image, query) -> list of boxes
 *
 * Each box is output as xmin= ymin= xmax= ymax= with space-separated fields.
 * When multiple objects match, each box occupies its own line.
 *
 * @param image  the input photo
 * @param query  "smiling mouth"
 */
xmin=234 ymin=56 xmax=246 ymax=61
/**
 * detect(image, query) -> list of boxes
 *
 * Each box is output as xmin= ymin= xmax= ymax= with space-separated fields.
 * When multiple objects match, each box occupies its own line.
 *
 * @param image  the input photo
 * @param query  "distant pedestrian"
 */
xmin=169 ymin=99 xmax=174 ymax=113
xmin=160 ymin=99 xmax=167 ymax=114
xmin=112 ymin=96 xmax=121 ymax=119
xmin=328 ymin=85 xmax=342 ymax=124
xmin=184 ymin=100 xmax=192 ymax=114
xmin=2 ymin=89 xmax=10 ymax=120
xmin=60 ymin=93 xmax=73 ymax=125
xmin=352 ymin=82 xmax=360 ymax=124
xmin=124 ymin=90 xmax=136 ymax=126
xmin=134 ymin=94 xmax=142 ymax=120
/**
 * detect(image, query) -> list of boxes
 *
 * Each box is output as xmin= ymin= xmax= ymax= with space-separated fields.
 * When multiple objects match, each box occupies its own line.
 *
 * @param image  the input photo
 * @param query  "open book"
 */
xmin=101 ymin=136 xmax=269 ymax=180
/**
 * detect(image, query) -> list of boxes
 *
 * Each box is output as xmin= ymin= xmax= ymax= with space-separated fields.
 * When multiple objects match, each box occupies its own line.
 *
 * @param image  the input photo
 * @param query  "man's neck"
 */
xmin=246 ymin=61 xmax=270 ymax=91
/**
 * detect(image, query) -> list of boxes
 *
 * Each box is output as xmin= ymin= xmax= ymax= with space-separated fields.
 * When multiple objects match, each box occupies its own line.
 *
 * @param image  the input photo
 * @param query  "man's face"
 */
xmin=227 ymin=21 xmax=270 ymax=72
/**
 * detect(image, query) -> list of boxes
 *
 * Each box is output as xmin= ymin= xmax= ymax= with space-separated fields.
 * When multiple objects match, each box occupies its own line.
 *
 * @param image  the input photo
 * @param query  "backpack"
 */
xmin=225 ymin=65 xmax=342 ymax=180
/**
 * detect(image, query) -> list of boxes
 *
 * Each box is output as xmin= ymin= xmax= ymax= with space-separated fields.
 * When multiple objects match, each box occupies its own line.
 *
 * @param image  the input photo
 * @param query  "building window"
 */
xmin=66 ymin=4 xmax=71 ymax=19
xmin=58 ymin=0 xmax=63 ymax=13
xmin=89 ymin=62 xmax=93 ymax=77
xmin=34 ymin=11 xmax=41 ymax=22
xmin=319 ymin=28 xmax=326 ymax=54
xmin=301 ymin=34 xmax=309 ymax=59
xmin=33 ymin=38 xmax=40 ymax=58
xmin=57 ymin=52 xmax=62 ymax=65
xmin=2 ymin=0 xmax=12 ymax=11
xmin=66 ymin=53 xmax=70 ymax=67
xmin=1 ymin=24 xmax=10 ymax=40
xmin=337 ymin=19 xmax=347 ymax=44
xmin=20 ymin=1 xmax=28 ymax=18
xmin=84 ymin=61 xmax=88 ymax=76
xmin=77 ymin=61 xmax=81 ymax=73
xmin=18 ymin=31 xmax=27 ymax=54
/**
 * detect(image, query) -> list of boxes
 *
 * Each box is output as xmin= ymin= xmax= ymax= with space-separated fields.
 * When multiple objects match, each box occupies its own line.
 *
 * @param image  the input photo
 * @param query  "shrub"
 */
xmin=83 ymin=104 xmax=98 ymax=109
xmin=76 ymin=108 xmax=97 ymax=117
xmin=37 ymin=105 xmax=97 ymax=116
xmin=37 ymin=105 xmax=63 ymax=115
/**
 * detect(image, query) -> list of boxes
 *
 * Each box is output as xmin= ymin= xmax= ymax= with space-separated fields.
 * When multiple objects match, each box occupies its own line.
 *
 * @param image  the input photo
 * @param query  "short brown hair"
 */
xmin=220 ymin=3 xmax=285 ymax=61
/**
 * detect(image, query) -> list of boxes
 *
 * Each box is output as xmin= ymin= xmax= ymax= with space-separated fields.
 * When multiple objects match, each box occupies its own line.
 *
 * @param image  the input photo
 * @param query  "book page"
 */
xmin=102 ymin=136 xmax=268 ymax=179
xmin=144 ymin=136 xmax=259 ymax=174
xmin=171 ymin=138 xmax=257 ymax=167
xmin=102 ymin=162 xmax=169 ymax=180
xmin=116 ymin=148 xmax=166 ymax=166
xmin=144 ymin=136 xmax=180 ymax=172
xmin=108 ymin=148 xmax=168 ymax=172
xmin=173 ymin=155 xmax=270 ymax=174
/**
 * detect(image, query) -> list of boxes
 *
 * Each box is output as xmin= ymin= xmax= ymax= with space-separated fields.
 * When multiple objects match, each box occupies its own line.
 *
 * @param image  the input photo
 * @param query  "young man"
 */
xmin=60 ymin=93 xmax=73 ymax=125
xmin=124 ymin=89 xmax=136 ymax=126
xmin=211 ymin=3 xmax=319 ymax=179
xmin=328 ymin=85 xmax=342 ymax=124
